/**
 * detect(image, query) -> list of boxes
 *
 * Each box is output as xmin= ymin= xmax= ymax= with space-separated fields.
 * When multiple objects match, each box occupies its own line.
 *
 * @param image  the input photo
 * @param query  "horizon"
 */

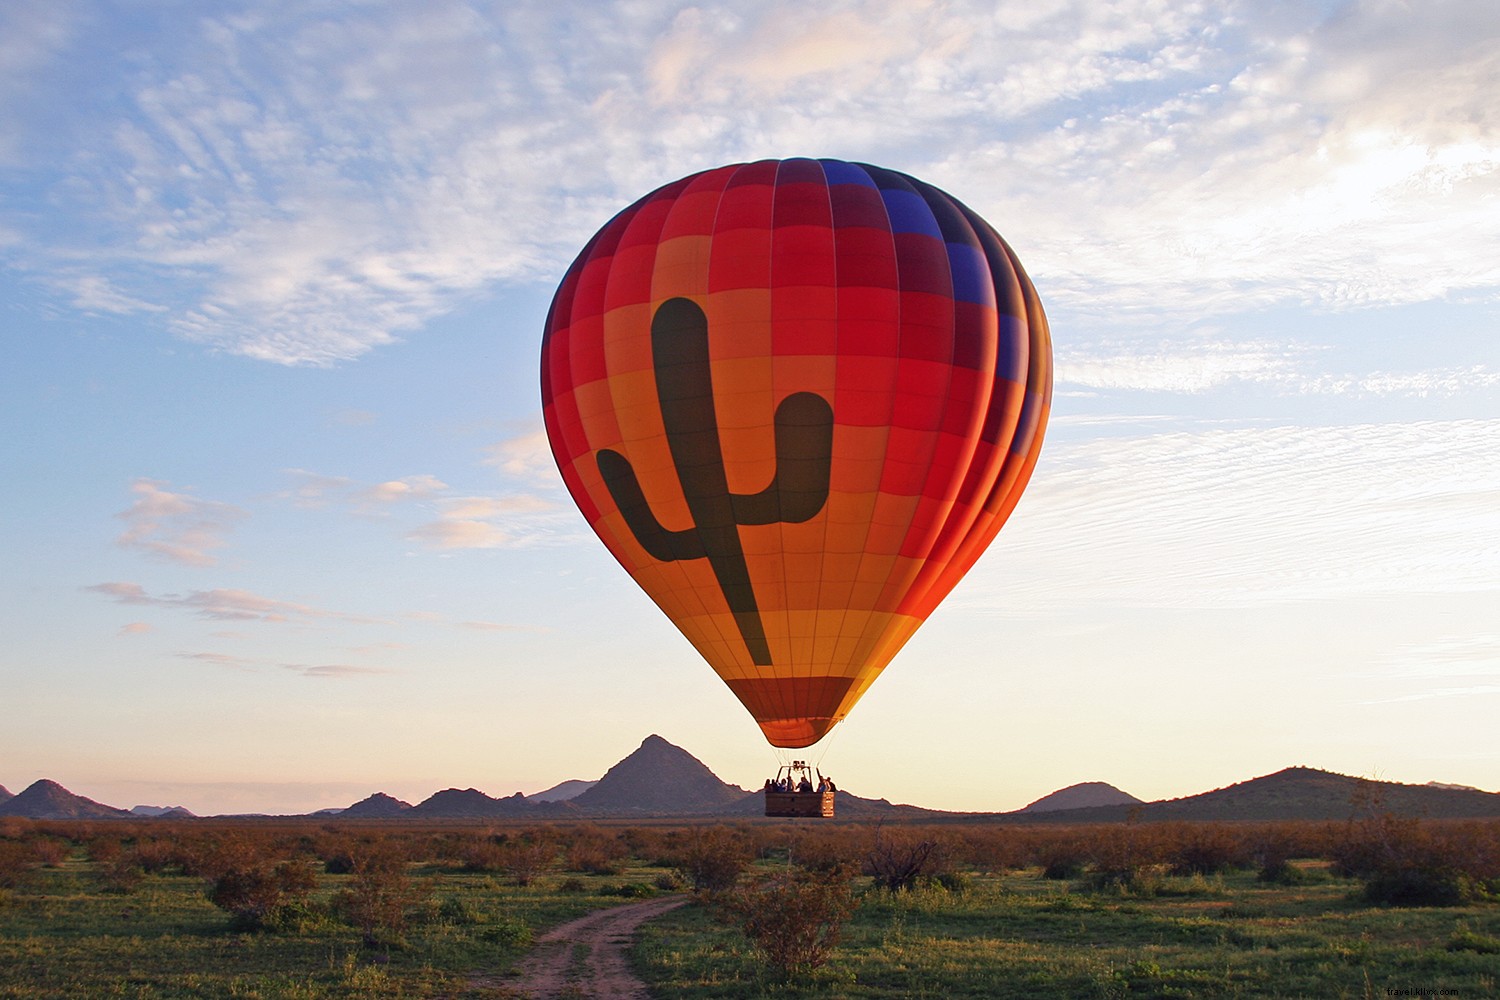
xmin=4 ymin=738 xmax=1495 ymax=819
xmin=4 ymin=1 xmax=1498 ymax=817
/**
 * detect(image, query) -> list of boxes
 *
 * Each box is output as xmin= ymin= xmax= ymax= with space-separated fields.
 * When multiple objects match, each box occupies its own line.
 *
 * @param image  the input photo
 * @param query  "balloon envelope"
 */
xmin=541 ymin=158 xmax=1051 ymax=748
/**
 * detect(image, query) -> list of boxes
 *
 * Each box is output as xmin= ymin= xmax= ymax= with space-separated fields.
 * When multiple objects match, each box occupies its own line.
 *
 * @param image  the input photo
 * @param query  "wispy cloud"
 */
xmin=177 ymin=650 xmax=390 ymax=678
xmin=88 ymin=581 xmax=383 ymax=625
xmin=115 ymin=479 xmax=246 ymax=567
xmin=962 ymin=417 xmax=1500 ymax=612
xmin=4 ymin=2 xmax=1495 ymax=364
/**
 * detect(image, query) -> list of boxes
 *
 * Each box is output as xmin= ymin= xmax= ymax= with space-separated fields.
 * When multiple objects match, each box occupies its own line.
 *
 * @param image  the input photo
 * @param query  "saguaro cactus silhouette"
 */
xmin=596 ymin=297 xmax=834 ymax=665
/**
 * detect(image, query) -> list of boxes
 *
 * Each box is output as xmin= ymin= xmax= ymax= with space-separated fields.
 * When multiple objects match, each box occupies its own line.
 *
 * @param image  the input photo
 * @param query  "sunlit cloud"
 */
xmin=360 ymin=474 xmax=447 ymax=504
xmin=117 ymin=622 xmax=153 ymax=636
xmin=4 ymin=1 xmax=1495 ymax=364
xmin=114 ymin=479 xmax=246 ymax=567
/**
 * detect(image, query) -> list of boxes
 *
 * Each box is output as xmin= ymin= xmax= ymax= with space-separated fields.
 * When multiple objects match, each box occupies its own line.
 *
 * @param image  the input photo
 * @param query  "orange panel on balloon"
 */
xmin=541 ymin=159 xmax=1052 ymax=748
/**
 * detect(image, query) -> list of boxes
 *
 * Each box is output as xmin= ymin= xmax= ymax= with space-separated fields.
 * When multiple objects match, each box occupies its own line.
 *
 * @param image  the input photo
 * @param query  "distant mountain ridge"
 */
xmin=999 ymin=767 xmax=1500 ymax=824
xmin=4 ymin=752 xmax=1497 ymax=822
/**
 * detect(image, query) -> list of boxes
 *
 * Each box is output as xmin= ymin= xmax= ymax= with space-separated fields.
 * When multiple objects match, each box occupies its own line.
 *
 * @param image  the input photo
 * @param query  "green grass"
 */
xmin=0 ymin=854 xmax=673 ymax=999
xmin=5 ymin=828 xmax=1500 ymax=998
xmin=634 ymin=867 xmax=1500 ymax=998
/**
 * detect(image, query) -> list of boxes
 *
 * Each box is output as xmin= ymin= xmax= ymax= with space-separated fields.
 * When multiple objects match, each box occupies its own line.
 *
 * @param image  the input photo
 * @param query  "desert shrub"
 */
xmin=1033 ymin=833 xmax=1089 ymax=880
xmin=1083 ymin=824 xmax=1164 ymax=892
xmin=31 ymin=836 xmax=71 ymax=867
xmin=565 ymin=827 xmax=629 ymax=875
xmin=653 ymin=870 xmax=682 ymax=891
xmin=97 ymin=849 xmax=146 ymax=893
xmin=719 ymin=870 xmax=856 ymax=978
xmin=557 ymin=876 xmax=587 ymax=893
xmin=672 ymin=827 xmax=751 ymax=895
xmin=498 ymin=835 xmax=557 ymax=886
xmin=1163 ymin=823 xmax=1249 ymax=877
xmin=202 ymin=837 xmax=318 ymax=931
xmin=333 ymin=842 xmax=430 ymax=949
xmin=1331 ymin=812 xmax=1498 ymax=906
xmin=862 ymin=828 xmax=950 ymax=892
xmin=0 ymin=841 xmax=37 ymax=892
xmin=957 ymin=827 xmax=1027 ymax=874
xmin=789 ymin=829 xmax=864 ymax=875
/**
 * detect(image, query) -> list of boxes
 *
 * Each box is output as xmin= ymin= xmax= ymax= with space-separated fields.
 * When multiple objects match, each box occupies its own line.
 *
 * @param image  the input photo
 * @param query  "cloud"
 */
xmin=117 ymin=622 xmax=153 ymax=636
xmin=280 ymin=469 xmax=446 ymax=510
xmin=89 ymin=581 xmax=381 ymax=625
xmin=284 ymin=663 xmax=390 ymax=678
xmin=1057 ymin=340 xmax=1500 ymax=397
xmin=115 ymin=479 xmax=246 ymax=567
xmin=176 ymin=650 xmax=389 ymax=678
xmin=960 ymin=417 xmax=1500 ymax=612
xmin=6 ymin=1 xmax=1497 ymax=363
xmin=483 ymin=427 xmax=556 ymax=483
xmin=360 ymin=474 xmax=447 ymax=505
xmin=178 ymin=650 xmax=257 ymax=672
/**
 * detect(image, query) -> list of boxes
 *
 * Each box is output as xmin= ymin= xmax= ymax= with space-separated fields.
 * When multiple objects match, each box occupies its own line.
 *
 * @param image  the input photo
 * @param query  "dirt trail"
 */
xmin=476 ymin=895 xmax=689 ymax=999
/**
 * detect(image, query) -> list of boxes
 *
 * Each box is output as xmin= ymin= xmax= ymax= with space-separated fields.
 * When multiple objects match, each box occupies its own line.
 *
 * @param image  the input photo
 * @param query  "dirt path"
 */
xmin=474 ymin=895 xmax=689 ymax=999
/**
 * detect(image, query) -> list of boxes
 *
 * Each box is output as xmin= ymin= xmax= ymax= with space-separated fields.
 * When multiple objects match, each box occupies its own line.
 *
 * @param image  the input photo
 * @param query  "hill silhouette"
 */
xmin=571 ymin=735 xmax=748 ymax=814
xmin=0 ymin=784 xmax=11 ymax=804
xmin=528 ymin=779 xmax=597 ymax=802
xmin=409 ymin=787 xmax=541 ymax=819
xmin=999 ymin=767 xmax=1500 ymax=823
xmin=0 ymin=779 xmax=131 ymax=820
xmin=341 ymin=792 xmax=412 ymax=818
xmin=1021 ymin=781 xmax=1143 ymax=813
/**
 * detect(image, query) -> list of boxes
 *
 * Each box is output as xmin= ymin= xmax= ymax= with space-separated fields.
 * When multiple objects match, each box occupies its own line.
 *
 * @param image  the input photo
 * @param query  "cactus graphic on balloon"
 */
xmin=595 ymin=297 xmax=834 ymax=666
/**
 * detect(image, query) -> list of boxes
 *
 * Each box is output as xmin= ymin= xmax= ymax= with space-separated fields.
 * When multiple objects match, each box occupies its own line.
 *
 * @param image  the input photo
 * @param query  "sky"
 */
xmin=2 ymin=0 xmax=1497 ymax=816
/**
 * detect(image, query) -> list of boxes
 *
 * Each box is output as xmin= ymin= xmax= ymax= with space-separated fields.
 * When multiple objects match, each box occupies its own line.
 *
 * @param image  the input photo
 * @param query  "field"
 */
xmin=1 ymin=816 xmax=1498 ymax=998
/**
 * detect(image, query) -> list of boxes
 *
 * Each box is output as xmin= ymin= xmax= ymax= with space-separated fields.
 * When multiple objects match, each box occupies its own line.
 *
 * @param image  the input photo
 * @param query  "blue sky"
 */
xmin=3 ymin=0 xmax=1497 ymax=815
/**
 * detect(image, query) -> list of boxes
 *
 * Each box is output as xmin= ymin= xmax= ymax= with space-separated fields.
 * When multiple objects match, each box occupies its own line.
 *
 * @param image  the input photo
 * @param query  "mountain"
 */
xmin=528 ymin=779 xmax=597 ymax=802
xmin=0 ymin=779 xmax=132 ymax=820
xmin=129 ymin=805 xmax=196 ymax=818
xmin=0 ymin=784 xmax=11 ymax=804
xmin=1021 ymin=781 xmax=1143 ymax=813
xmin=341 ymin=792 xmax=413 ymax=818
xmin=570 ymin=735 xmax=748 ymax=814
xmin=1003 ymin=767 xmax=1500 ymax=823
xmin=409 ymin=788 xmax=548 ymax=819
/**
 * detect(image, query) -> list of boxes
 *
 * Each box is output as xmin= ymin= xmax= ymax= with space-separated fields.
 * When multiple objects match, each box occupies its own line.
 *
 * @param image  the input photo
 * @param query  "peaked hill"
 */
xmin=0 ymin=779 xmax=132 ymax=820
xmin=571 ymin=735 xmax=747 ymax=814
xmin=0 ymin=784 xmax=11 ymax=804
xmin=1021 ymin=781 xmax=1142 ymax=813
xmin=341 ymin=792 xmax=413 ymax=818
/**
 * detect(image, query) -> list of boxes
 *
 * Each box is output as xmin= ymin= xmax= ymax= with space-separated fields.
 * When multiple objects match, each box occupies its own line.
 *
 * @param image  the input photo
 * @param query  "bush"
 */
xmin=862 ymin=828 xmax=948 ymax=892
xmin=333 ymin=842 xmax=430 ymax=949
xmin=0 ymin=841 xmax=37 ymax=892
xmin=1331 ymin=810 xmax=1498 ymax=907
xmin=202 ymin=837 xmax=317 ymax=931
xmin=672 ymin=828 xmax=750 ymax=895
xmin=565 ymin=827 xmax=629 ymax=875
xmin=719 ymin=870 xmax=856 ymax=978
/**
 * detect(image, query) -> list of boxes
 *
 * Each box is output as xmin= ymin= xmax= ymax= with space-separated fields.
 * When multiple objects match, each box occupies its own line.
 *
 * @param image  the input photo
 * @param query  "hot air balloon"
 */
xmin=541 ymin=158 xmax=1051 ymax=759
